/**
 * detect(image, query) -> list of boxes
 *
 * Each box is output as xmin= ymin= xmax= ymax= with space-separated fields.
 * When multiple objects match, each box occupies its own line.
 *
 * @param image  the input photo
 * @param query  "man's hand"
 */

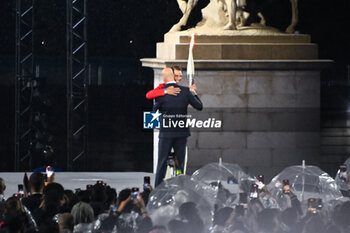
xmin=48 ymin=173 xmax=55 ymax=184
xmin=283 ymin=185 xmax=291 ymax=194
xmin=135 ymin=193 xmax=148 ymax=217
xmin=166 ymin=86 xmax=181 ymax=96
xmin=135 ymin=193 xmax=146 ymax=209
xmin=190 ymin=84 xmax=197 ymax=95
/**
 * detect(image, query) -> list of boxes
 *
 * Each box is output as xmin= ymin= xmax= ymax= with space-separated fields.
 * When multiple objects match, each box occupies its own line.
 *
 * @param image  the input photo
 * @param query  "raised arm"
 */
xmin=146 ymin=84 xmax=165 ymax=99
xmin=146 ymin=88 xmax=165 ymax=99
xmin=146 ymin=84 xmax=181 ymax=99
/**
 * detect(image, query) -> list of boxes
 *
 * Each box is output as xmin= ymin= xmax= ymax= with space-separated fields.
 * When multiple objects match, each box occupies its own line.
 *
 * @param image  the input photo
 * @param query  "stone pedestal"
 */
xmin=141 ymin=32 xmax=333 ymax=181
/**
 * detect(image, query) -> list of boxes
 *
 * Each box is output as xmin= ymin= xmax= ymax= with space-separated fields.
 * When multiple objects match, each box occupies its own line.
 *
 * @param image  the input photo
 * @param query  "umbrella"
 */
xmin=147 ymin=175 xmax=213 ymax=230
xmin=345 ymin=157 xmax=350 ymax=168
xmin=191 ymin=162 xmax=255 ymax=208
xmin=268 ymin=164 xmax=344 ymax=211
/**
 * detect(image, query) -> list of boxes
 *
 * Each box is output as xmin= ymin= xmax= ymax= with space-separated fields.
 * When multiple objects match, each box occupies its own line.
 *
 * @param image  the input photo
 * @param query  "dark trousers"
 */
xmin=155 ymin=137 xmax=187 ymax=187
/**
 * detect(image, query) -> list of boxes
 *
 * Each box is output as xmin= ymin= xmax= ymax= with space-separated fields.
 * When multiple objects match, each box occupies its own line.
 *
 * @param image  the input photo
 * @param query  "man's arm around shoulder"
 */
xmin=187 ymin=88 xmax=203 ymax=110
xmin=146 ymin=84 xmax=165 ymax=99
xmin=146 ymin=84 xmax=181 ymax=99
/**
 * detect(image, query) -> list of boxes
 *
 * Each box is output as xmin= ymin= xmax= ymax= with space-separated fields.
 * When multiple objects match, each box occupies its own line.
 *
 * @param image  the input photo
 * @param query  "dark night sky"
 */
xmin=0 ymin=0 xmax=349 ymax=64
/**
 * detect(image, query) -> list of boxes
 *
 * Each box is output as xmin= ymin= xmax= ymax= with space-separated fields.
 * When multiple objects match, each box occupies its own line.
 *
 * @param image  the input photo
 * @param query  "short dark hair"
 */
xmin=44 ymin=182 xmax=65 ymax=200
xmin=118 ymin=188 xmax=131 ymax=203
xmin=172 ymin=66 xmax=182 ymax=71
xmin=91 ymin=184 xmax=107 ymax=202
xmin=30 ymin=172 xmax=44 ymax=192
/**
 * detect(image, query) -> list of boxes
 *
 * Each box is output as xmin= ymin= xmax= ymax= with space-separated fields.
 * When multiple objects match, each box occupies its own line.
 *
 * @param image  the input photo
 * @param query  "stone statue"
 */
xmin=286 ymin=0 xmax=298 ymax=33
xmin=169 ymin=0 xmax=298 ymax=33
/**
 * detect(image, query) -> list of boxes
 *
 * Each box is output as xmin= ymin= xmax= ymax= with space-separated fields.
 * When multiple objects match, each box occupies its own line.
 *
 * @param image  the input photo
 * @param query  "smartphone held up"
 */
xmin=143 ymin=176 xmax=151 ymax=191
xmin=131 ymin=187 xmax=139 ymax=200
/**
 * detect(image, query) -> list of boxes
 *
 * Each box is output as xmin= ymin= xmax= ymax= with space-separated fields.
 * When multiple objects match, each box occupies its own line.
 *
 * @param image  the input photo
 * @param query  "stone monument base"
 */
xmin=142 ymin=32 xmax=332 ymax=181
xmin=157 ymin=30 xmax=318 ymax=60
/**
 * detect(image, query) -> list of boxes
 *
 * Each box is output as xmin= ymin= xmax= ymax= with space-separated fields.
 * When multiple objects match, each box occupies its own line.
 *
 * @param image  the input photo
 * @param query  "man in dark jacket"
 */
xmin=154 ymin=67 xmax=203 ymax=187
xmin=22 ymin=172 xmax=44 ymax=213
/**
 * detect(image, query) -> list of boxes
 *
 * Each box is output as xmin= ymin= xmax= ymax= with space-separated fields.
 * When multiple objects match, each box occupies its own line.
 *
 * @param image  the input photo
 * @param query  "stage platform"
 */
xmin=0 ymin=172 xmax=154 ymax=198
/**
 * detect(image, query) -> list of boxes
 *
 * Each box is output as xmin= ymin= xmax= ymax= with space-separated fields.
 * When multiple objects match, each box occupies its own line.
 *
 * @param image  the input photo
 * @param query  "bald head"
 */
xmin=162 ymin=67 xmax=175 ymax=83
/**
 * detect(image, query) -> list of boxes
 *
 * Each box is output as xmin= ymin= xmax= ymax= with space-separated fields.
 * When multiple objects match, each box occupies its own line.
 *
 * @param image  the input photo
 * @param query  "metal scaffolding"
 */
xmin=66 ymin=0 xmax=88 ymax=170
xmin=15 ymin=0 xmax=35 ymax=171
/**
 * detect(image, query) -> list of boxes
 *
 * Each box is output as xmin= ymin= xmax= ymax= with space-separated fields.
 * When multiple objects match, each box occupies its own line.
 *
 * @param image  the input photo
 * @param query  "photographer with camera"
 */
xmin=278 ymin=180 xmax=303 ymax=216
xmin=112 ymin=188 xmax=149 ymax=233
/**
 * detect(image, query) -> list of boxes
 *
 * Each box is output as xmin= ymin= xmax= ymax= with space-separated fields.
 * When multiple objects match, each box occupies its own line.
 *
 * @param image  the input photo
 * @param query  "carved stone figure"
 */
xmin=286 ymin=0 xmax=298 ymax=33
xmin=169 ymin=0 xmax=298 ymax=33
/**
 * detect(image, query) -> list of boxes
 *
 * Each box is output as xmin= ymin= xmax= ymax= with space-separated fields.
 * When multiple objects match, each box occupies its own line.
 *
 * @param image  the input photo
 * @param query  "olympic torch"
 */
xmin=186 ymin=34 xmax=195 ymax=86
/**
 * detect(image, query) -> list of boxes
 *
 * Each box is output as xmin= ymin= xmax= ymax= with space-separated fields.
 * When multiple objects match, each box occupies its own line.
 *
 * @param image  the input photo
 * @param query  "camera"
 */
xmin=131 ymin=187 xmax=139 ymax=200
xmin=257 ymin=174 xmax=265 ymax=190
xmin=143 ymin=176 xmax=151 ymax=191
xmin=13 ymin=193 xmax=21 ymax=198
xmin=308 ymin=198 xmax=323 ymax=213
xmin=249 ymin=184 xmax=259 ymax=199
xmin=46 ymin=166 xmax=54 ymax=178
xmin=111 ymin=205 xmax=118 ymax=213
xmin=96 ymin=180 xmax=106 ymax=186
xmin=282 ymin=179 xmax=290 ymax=194
xmin=17 ymin=184 xmax=24 ymax=198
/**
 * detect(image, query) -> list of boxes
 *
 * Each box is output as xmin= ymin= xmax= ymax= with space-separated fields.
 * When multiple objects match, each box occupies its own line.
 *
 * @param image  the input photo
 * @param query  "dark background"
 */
xmin=0 ymin=0 xmax=349 ymax=172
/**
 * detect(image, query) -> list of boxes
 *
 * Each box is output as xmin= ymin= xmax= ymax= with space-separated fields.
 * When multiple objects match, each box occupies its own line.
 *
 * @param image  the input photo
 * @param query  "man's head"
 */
xmin=0 ymin=177 xmax=6 ymax=195
xmin=172 ymin=66 xmax=183 ymax=83
xmin=161 ymin=67 xmax=175 ymax=83
xmin=44 ymin=182 xmax=65 ymax=207
xmin=30 ymin=172 xmax=44 ymax=193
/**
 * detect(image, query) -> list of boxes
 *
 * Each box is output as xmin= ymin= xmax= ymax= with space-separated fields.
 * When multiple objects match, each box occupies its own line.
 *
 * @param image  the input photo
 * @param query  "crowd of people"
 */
xmin=0 ymin=173 xmax=152 ymax=233
xmin=0 ymin=172 xmax=349 ymax=233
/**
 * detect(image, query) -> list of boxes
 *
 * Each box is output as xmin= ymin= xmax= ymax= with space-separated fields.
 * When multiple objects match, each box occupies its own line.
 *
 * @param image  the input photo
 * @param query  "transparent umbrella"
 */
xmin=191 ymin=161 xmax=255 ymax=208
xmin=268 ymin=163 xmax=344 ymax=212
xmin=345 ymin=157 xmax=350 ymax=168
xmin=147 ymin=175 xmax=213 ymax=230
